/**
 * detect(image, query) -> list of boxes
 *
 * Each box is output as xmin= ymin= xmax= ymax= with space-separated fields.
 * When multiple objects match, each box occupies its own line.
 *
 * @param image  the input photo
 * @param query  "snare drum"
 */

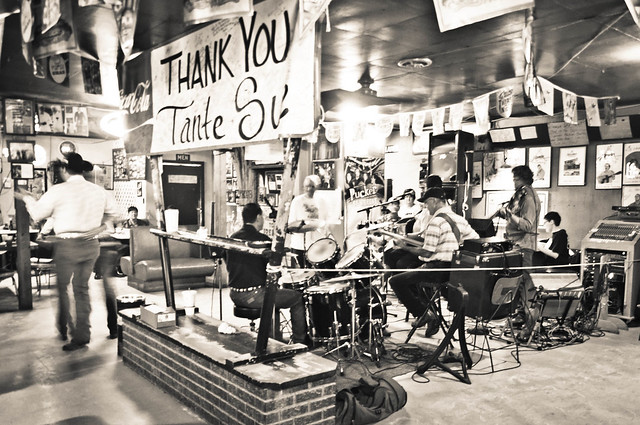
xmin=279 ymin=270 xmax=319 ymax=291
xmin=305 ymin=283 xmax=351 ymax=342
xmin=305 ymin=238 xmax=340 ymax=277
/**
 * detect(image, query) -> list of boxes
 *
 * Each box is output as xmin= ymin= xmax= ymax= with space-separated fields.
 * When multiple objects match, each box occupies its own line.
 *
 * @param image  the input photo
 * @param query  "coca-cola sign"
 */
xmin=120 ymin=80 xmax=151 ymax=115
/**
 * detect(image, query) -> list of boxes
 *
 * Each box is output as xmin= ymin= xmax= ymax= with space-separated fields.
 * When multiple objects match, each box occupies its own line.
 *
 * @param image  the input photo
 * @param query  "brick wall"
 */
xmin=121 ymin=320 xmax=336 ymax=425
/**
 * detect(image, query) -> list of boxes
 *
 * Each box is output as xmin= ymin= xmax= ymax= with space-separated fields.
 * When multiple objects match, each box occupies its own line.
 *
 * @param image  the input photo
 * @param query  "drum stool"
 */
xmin=233 ymin=305 xmax=283 ymax=340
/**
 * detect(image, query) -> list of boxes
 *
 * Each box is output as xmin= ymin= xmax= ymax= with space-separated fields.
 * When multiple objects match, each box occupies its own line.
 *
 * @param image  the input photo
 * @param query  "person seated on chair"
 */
xmin=389 ymin=188 xmax=478 ymax=336
xmin=122 ymin=206 xmax=149 ymax=228
xmin=535 ymin=211 xmax=570 ymax=267
xmin=227 ymin=203 xmax=310 ymax=346
xmin=398 ymin=188 xmax=422 ymax=219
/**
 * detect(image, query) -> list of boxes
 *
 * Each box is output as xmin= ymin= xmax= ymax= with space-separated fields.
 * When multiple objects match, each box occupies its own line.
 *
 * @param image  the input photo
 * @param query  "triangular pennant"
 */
xmin=562 ymin=92 xmax=578 ymax=124
xmin=324 ymin=122 xmax=341 ymax=143
xmin=496 ymin=86 xmax=514 ymax=118
xmin=604 ymin=98 xmax=617 ymax=125
xmin=42 ymin=0 xmax=61 ymax=34
xmin=431 ymin=108 xmax=445 ymax=135
xmin=375 ymin=116 xmax=394 ymax=138
xmin=412 ymin=111 xmax=426 ymax=135
xmin=584 ymin=96 xmax=601 ymax=127
xmin=537 ymin=77 xmax=554 ymax=116
xmin=354 ymin=121 xmax=367 ymax=141
xmin=448 ymin=103 xmax=463 ymax=131
xmin=399 ymin=113 xmax=411 ymax=137
xmin=473 ymin=95 xmax=490 ymax=134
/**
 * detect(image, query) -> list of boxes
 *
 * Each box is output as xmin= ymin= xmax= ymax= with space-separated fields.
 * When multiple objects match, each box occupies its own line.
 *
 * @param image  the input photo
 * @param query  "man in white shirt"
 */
xmin=16 ymin=153 xmax=119 ymax=351
xmin=287 ymin=175 xmax=329 ymax=267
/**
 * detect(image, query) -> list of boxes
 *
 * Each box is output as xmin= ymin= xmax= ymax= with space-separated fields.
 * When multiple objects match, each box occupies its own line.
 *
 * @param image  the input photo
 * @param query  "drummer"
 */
xmin=227 ymin=203 xmax=311 ymax=347
xmin=287 ymin=175 xmax=331 ymax=268
xmin=398 ymin=189 xmax=421 ymax=219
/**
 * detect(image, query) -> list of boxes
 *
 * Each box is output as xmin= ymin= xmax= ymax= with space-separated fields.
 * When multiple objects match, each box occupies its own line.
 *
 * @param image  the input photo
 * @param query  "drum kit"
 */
xmin=278 ymin=216 xmax=416 ymax=362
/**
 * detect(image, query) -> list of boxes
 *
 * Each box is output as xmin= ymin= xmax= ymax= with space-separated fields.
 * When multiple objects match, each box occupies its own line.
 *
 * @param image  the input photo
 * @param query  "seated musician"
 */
xmin=535 ymin=211 xmax=570 ymax=267
xmin=398 ymin=188 xmax=421 ymax=219
xmin=227 ymin=203 xmax=310 ymax=346
xmin=384 ymin=175 xmax=443 ymax=271
xmin=389 ymin=188 xmax=478 ymax=333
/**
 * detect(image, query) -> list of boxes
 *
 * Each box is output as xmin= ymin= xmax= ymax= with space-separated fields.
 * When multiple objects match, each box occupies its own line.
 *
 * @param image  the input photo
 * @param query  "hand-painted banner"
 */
xmin=150 ymin=0 xmax=316 ymax=154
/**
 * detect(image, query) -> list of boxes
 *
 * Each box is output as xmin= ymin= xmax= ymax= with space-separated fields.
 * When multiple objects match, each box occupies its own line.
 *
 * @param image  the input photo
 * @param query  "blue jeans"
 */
xmin=54 ymin=238 xmax=100 ymax=344
xmin=230 ymin=286 xmax=308 ymax=344
xmin=389 ymin=261 xmax=450 ymax=318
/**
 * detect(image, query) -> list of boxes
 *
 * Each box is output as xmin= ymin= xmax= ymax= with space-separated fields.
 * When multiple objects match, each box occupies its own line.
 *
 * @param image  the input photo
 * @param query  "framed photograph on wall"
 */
xmin=30 ymin=168 xmax=48 ymax=199
xmin=483 ymin=149 xmax=526 ymax=191
xmin=595 ymin=143 xmax=623 ymax=189
xmin=4 ymin=99 xmax=34 ymax=134
xmin=485 ymin=190 xmax=513 ymax=217
xmin=527 ymin=146 xmax=551 ymax=188
xmin=265 ymin=171 xmax=282 ymax=193
xmin=11 ymin=163 xmax=34 ymax=179
xmin=313 ymin=161 xmax=336 ymax=190
xmin=471 ymin=160 xmax=483 ymax=198
xmin=558 ymin=146 xmax=586 ymax=186
xmin=537 ymin=190 xmax=549 ymax=226
xmin=128 ymin=155 xmax=147 ymax=180
xmin=621 ymin=186 xmax=640 ymax=207
xmin=112 ymin=148 xmax=128 ymax=181
xmin=623 ymin=142 xmax=640 ymax=185
xmin=8 ymin=141 xmax=36 ymax=163
xmin=36 ymin=103 xmax=64 ymax=134
xmin=93 ymin=164 xmax=114 ymax=190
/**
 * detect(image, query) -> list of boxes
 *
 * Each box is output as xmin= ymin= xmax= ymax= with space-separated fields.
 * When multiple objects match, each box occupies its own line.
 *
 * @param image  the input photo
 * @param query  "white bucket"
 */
xmin=182 ymin=289 xmax=197 ymax=308
xmin=165 ymin=209 xmax=179 ymax=233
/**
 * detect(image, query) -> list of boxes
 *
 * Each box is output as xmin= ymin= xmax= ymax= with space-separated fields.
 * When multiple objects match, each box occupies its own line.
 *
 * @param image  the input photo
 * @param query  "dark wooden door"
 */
xmin=162 ymin=161 xmax=204 ymax=227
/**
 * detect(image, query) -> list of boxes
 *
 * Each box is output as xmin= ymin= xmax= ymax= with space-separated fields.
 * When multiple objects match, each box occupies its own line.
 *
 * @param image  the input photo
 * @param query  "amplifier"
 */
xmin=462 ymin=238 xmax=513 ymax=254
xmin=454 ymin=248 xmax=522 ymax=269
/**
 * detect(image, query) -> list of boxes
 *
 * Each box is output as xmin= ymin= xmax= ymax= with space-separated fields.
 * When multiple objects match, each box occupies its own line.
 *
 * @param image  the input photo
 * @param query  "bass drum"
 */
xmin=355 ymin=282 xmax=387 ymax=342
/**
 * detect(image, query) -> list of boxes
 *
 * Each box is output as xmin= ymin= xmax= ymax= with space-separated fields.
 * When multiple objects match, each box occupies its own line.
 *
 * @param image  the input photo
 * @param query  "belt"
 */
xmin=230 ymin=286 xmax=262 ymax=293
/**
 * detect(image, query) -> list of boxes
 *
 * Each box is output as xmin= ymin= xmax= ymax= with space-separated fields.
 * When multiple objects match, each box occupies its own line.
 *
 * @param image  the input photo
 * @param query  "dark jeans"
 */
xmin=384 ymin=248 xmax=423 ymax=270
xmin=230 ymin=286 xmax=308 ymax=344
xmin=389 ymin=261 xmax=451 ymax=318
xmin=96 ymin=245 xmax=119 ymax=336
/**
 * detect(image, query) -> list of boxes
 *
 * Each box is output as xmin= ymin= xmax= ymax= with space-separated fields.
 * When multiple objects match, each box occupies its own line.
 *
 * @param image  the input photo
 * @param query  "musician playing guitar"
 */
xmin=494 ymin=165 xmax=540 ymax=335
xmin=388 ymin=188 xmax=478 ymax=336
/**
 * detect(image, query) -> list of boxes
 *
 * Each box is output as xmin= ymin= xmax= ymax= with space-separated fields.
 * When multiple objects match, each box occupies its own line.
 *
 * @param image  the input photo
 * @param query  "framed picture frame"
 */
xmin=4 ymin=99 xmax=35 ymax=134
xmin=471 ymin=160 xmax=483 ymax=198
xmin=313 ymin=160 xmax=336 ymax=190
xmin=483 ymin=149 xmax=526 ymax=191
xmin=622 ymin=186 xmax=640 ymax=207
xmin=30 ymin=168 xmax=48 ymax=199
xmin=93 ymin=164 xmax=114 ymax=190
xmin=11 ymin=163 xmax=34 ymax=179
xmin=527 ymin=146 xmax=551 ymax=188
xmin=485 ymin=190 xmax=513 ymax=217
xmin=537 ymin=190 xmax=549 ymax=226
xmin=127 ymin=155 xmax=147 ymax=180
xmin=265 ymin=171 xmax=282 ymax=193
xmin=623 ymin=142 xmax=640 ymax=185
xmin=595 ymin=143 xmax=623 ymax=189
xmin=112 ymin=148 xmax=128 ymax=181
xmin=558 ymin=146 xmax=586 ymax=186
xmin=8 ymin=141 xmax=36 ymax=163
xmin=63 ymin=106 xmax=89 ymax=137
xmin=36 ymin=103 xmax=64 ymax=134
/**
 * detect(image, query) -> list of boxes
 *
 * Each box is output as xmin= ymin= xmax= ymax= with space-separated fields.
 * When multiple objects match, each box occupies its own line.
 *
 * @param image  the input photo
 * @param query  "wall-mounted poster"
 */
xmin=313 ymin=161 xmax=336 ymax=190
xmin=63 ymin=106 xmax=89 ymax=137
xmin=36 ymin=103 xmax=64 ymax=133
xmin=483 ymin=148 xmax=526 ymax=191
xmin=595 ymin=143 xmax=623 ymax=189
xmin=621 ymin=186 xmax=640 ymax=208
xmin=112 ymin=148 xmax=128 ymax=181
xmin=527 ymin=146 xmax=551 ymax=188
xmin=312 ymin=130 xmax=340 ymax=160
xmin=29 ymin=168 xmax=47 ymax=199
xmin=8 ymin=141 xmax=35 ymax=163
xmin=558 ymin=146 xmax=586 ymax=186
xmin=485 ymin=190 xmax=513 ymax=218
xmin=623 ymin=142 xmax=640 ymax=185
xmin=127 ymin=155 xmax=146 ymax=180
xmin=471 ymin=160 xmax=483 ymax=198
xmin=93 ymin=164 xmax=114 ymax=190
xmin=537 ymin=191 xmax=549 ymax=226
xmin=4 ymin=99 xmax=34 ymax=134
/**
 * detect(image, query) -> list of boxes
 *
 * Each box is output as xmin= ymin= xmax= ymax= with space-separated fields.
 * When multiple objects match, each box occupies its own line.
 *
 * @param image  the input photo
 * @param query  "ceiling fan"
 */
xmin=320 ymin=66 xmax=400 ymax=113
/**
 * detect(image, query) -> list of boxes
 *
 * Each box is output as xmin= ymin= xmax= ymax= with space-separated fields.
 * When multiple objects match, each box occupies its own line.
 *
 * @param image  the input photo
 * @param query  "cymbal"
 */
xmin=321 ymin=273 xmax=380 ymax=283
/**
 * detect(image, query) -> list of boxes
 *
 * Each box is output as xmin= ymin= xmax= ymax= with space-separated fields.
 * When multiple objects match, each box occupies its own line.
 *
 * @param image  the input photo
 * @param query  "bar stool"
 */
xmin=233 ymin=305 xmax=282 ymax=340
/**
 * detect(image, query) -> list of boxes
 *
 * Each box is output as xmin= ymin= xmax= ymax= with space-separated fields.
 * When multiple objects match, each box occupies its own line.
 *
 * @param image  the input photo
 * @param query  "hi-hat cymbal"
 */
xmin=321 ymin=273 xmax=380 ymax=283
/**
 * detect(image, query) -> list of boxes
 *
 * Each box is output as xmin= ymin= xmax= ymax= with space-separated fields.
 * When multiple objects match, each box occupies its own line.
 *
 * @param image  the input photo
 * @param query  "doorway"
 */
xmin=162 ymin=161 xmax=204 ymax=227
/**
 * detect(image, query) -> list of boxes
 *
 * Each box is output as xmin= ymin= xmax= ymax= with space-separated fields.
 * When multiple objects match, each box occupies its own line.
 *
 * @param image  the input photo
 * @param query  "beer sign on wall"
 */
xmin=150 ymin=0 xmax=316 ymax=154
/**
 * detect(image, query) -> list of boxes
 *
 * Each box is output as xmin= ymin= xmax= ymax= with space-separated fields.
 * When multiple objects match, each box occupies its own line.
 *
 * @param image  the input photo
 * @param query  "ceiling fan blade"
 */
xmin=321 ymin=88 xmax=400 ymax=112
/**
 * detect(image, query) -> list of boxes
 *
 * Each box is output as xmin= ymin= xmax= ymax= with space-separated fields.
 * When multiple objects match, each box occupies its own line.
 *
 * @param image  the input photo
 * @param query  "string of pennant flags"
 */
xmin=320 ymin=74 xmax=621 ymax=145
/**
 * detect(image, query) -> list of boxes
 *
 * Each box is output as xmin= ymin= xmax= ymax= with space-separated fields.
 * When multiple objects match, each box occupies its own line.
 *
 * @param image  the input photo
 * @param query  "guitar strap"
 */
xmin=436 ymin=213 xmax=461 ymax=245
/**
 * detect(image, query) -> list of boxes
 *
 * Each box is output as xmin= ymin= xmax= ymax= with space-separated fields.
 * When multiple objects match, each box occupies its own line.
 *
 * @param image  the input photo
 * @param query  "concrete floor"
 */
xmin=1 ymin=274 xmax=639 ymax=425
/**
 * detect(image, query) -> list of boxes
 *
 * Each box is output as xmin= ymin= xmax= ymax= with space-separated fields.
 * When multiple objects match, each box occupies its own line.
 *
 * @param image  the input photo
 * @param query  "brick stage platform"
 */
xmin=119 ymin=310 xmax=337 ymax=424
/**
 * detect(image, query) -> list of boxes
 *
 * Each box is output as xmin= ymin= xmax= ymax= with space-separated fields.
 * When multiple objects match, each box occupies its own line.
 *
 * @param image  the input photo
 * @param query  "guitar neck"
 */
xmin=376 ymin=229 xmax=424 ymax=247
